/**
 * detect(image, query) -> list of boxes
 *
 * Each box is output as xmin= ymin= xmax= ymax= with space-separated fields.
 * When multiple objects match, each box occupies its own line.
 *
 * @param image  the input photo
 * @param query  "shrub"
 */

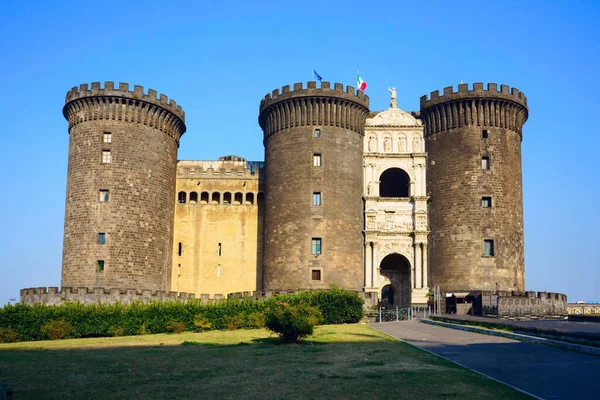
xmin=167 ymin=321 xmax=185 ymax=334
xmin=247 ymin=311 xmax=266 ymax=329
xmin=41 ymin=320 xmax=73 ymax=340
xmin=224 ymin=314 xmax=245 ymax=330
xmin=108 ymin=326 xmax=126 ymax=337
xmin=193 ymin=315 xmax=212 ymax=331
xmin=0 ymin=327 xmax=22 ymax=343
xmin=138 ymin=324 xmax=149 ymax=335
xmin=0 ymin=288 xmax=363 ymax=342
xmin=265 ymin=301 xmax=323 ymax=343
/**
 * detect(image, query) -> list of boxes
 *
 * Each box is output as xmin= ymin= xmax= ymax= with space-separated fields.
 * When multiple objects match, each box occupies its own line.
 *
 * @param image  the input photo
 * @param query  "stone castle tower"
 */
xmin=61 ymin=82 xmax=186 ymax=291
xmin=258 ymin=82 xmax=369 ymax=290
xmin=420 ymin=83 xmax=528 ymax=292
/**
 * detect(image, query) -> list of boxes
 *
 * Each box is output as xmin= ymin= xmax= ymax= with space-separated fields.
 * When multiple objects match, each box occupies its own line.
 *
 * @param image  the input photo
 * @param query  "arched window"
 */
xmin=223 ymin=192 xmax=232 ymax=204
xmin=246 ymin=193 xmax=254 ymax=205
xmin=234 ymin=192 xmax=243 ymax=204
xmin=212 ymin=192 xmax=220 ymax=204
xmin=178 ymin=191 xmax=187 ymax=204
xmin=189 ymin=192 xmax=198 ymax=204
xmin=379 ymin=168 xmax=410 ymax=197
xmin=200 ymin=192 xmax=209 ymax=204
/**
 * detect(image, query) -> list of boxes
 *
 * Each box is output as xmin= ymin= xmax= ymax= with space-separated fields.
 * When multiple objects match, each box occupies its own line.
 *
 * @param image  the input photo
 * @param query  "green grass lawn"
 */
xmin=0 ymin=324 xmax=531 ymax=399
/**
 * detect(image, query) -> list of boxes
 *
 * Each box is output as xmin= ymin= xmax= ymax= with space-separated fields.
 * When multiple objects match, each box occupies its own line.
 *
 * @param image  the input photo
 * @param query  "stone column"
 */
xmin=421 ymin=165 xmax=426 ymax=196
xmin=422 ymin=242 xmax=428 ymax=288
xmin=365 ymin=242 xmax=372 ymax=288
xmin=414 ymin=243 xmax=422 ymax=288
xmin=371 ymin=242 xmax=378 ymax=288
xmin=414 ymin=165 xmax=421 ymax=197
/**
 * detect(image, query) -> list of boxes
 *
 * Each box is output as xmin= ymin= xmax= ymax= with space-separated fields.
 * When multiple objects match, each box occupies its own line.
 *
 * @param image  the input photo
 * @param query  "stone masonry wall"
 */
xmin=61 ymin=82 xmax=186 ymax=291
xmin=420 ymin=83 xmax=528 ymax=292
xmin=259 ymin=82 xmax=369 ymax=290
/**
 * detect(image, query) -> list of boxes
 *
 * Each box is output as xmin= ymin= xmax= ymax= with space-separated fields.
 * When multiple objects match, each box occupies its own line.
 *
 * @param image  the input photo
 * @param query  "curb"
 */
xmin=422 ymin=319 xmax=600 ymax=357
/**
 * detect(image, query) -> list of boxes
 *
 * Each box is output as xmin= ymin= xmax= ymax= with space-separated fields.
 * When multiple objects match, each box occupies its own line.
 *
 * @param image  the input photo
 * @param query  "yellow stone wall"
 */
xmin=171 ymin=158 xmax=264 ymax=296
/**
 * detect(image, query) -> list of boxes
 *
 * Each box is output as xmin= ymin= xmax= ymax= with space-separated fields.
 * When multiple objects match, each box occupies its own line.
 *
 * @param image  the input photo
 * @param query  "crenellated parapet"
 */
xmin=259 ymin=81 xmax=370 ymax=138
xmin=177 ymin=160 xmax=264 ymax=179
xmin=420 ymin=83 xmax=528 ymax=137
xmin=63 ymin=82 xmax=186 ymax=139
xmin=20 ymin=287 xmax=196 ymax=306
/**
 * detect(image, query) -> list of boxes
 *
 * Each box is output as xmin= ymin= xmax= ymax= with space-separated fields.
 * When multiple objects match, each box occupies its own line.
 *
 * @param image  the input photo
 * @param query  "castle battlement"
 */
xmin=65 ymin=81 xmax=185 ymax=121
xmin=420 ymin=82 xmax=527 ymax=109
xmin=177 ymin=159 xmax=264 ymax=179
xmin=20 ymin=287 xmax=197 ymax=306
xmin=260 ymin=81 xmax=369 ymax=110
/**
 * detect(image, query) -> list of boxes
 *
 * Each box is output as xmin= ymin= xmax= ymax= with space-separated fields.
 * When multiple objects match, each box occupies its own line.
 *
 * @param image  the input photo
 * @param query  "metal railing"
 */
xmin=369 ymin=305 xmax=437 ymax=322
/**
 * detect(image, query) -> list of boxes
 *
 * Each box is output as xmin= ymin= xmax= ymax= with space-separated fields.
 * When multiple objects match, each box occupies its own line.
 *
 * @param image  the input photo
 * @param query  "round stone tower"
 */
xmin=62 ymin=82 xmax=186 ymax=291
xmin=258 ymin=82 xmax=369 ymax=290
xmin=420 ymin=83 xmax=528 ymax=292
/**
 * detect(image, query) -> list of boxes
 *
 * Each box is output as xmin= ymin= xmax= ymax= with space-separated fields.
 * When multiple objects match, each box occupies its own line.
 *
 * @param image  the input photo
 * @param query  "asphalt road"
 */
xmin=371 ymin=321 xmax=600 ymax=400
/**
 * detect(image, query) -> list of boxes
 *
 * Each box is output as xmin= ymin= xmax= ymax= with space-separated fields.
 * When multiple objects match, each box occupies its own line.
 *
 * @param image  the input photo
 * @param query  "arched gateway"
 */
xmin=379 ymin=253 xmax=411 ymax=307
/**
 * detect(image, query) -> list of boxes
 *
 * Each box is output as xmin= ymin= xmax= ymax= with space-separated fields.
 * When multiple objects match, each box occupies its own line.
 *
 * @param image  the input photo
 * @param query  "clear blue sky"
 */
xmin=0 ymin=0 xmax=598 ymax=305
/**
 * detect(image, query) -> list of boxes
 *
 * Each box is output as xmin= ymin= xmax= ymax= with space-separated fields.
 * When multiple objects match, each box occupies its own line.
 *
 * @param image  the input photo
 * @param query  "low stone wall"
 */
xmin=21 ymin=287 xmax=379 ymax=308
xmin=497 ymin=291 xmax=567 ymax=317
xmin=20 ymin=287 xmax=196 ymax=306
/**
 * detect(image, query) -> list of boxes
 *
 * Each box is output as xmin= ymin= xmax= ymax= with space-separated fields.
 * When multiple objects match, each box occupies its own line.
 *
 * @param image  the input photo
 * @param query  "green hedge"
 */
xmin=0 ymin=288 xmax=364 ymax=342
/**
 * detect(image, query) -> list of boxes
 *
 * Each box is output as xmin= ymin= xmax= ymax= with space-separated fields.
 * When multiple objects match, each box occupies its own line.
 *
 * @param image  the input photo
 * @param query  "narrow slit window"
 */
xmin=481 ymin=197 xmax=492 ymax=208
xmin=313 ymin=154 xmax=322 ymax=167
xmin=312 ymin=270 xmax=321 ymax=281
xmin=98 ymin=233 xmax=106 ymax=245
xmin=99 ymin=190 xmax=109 ymax=202
xmin=312 ymin=238 xmax=322 ymax=255
xmin=482 ymin=156 xmax=490 ymax=170
xmin=103 ymin=132 xmax=112 ymax=143
xmin=218 ymin=243 xmax=222 ymax=257
xmin=313 ymin=192 xmax=321 ymax=206
xmin=102 ymin=150 xmax=111 ymax=164
xmin=483 ymin=240 xmax=495 ymax=257
xmin=178 ymin=242 xmax=183 ymax=256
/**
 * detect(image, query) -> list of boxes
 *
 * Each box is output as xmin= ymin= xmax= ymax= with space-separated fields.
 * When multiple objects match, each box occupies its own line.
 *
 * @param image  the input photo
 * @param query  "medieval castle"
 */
xmin=20 ymin=80 xmax=533 ymax=308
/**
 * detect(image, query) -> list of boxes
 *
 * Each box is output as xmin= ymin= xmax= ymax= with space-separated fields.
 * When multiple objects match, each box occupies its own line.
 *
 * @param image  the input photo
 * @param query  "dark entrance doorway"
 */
xmin=380 ymin=253 xmax=411 ymax=307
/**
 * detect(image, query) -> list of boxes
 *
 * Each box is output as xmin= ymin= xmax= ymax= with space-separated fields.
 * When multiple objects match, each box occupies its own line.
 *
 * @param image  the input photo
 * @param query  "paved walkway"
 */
xmin=370 ymin=321 xmax=600 ymax=400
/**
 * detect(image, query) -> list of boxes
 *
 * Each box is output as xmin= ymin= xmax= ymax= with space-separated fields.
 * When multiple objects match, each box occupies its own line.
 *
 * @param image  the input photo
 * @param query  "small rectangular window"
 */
xmin=99 ymin=190 xmax=109 ymax=202
xmin=312 ymin=269 xmax=322 ymax=281
xmin=98 ymin=233 xmax=106 ymax=245
xmin=483 ymin=240 xmax=495 ymax=257
xmin=482 ymin=156 xmax=490 ymax=170
xmin=481 ymin=197 xmax=492 ymax=208
xmin=103 ymin=132 xmax=112 ymax=143
xmin=312 ymin=238 xmax=322 ymax=255
xmin=218 ymin=242 xmax=222 ymax=257
xmin=178 ymin=242 xmax=183 ymax=256
xmin=96 ymin=260 xmax=104 ymax=272
xmin=314 ymin=129 xmax=321 ymax=138
xmin=313 ymin=192 xmax=321 ymax=206
xmin=482 ymin=130 xmax=488 ymax=139
xmin=313 ymin=154 xmax=322 ymax=167
xmin=102 ymin=150 xmax=111 ymax=164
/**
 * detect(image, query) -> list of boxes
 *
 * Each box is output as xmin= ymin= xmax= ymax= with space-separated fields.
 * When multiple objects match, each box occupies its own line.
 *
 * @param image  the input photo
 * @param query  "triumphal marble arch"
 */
xmin=363 ymin=91 xmax=429 ymax=306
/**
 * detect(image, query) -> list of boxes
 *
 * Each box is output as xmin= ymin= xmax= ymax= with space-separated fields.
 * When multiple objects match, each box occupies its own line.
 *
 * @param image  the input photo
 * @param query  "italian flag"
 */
xmin=357 ymin=72 xmax=367 ymax=91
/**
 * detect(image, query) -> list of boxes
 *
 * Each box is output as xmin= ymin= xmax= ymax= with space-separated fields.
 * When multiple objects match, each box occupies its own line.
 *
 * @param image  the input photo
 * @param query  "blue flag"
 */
xmin=313 ymin=69 xmax=323 ymax=82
